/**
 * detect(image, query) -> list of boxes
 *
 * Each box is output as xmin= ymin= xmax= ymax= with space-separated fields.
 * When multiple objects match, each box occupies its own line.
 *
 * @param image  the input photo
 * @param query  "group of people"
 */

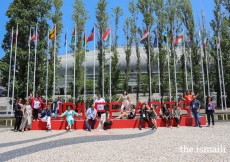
xmin=13 ymin=89 xmax=215 ymax=132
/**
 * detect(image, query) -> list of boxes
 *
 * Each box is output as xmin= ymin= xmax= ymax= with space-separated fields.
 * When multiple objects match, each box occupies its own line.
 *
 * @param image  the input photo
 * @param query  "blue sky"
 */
xmin=0 ymin=0 xmax=215 ymax=58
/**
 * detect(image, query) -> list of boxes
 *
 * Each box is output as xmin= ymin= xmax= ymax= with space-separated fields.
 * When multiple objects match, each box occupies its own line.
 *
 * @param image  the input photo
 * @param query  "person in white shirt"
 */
xmin=33 ymin=97 xmax=41 ymax=121
xmin=94 ymin=94 xmax=105 ymax=117
xmin=85 ymin=104 xmax=97 ymax=132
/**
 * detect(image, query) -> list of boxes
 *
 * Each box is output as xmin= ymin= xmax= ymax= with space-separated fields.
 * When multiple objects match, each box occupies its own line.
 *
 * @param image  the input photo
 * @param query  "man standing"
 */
xmin=94 ymin=94 xmax=105 ymax=117
xmin=190 ymin=95 xmax=202 ymax=128
xmin=53 ymin=96 xmax=63 ymax=118
xmin=85 ymin=104 xmax=97 ymax=132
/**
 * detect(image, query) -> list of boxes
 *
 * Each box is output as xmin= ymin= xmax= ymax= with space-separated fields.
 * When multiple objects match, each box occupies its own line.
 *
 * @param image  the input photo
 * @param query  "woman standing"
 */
xmin=20 ymin=100 xmax=32 ymax=132
xmin=206 ymin=96 xmax=215 ymax=128
xmin=33 ymin=97 xmax=41 ymax=121
xmin=60 ymin=106 xmax=78 ymax=132
xmin=14 ymin=98 xmax=23 ymax=132
xmin=117 ymin=91 xmax=131 ymax=112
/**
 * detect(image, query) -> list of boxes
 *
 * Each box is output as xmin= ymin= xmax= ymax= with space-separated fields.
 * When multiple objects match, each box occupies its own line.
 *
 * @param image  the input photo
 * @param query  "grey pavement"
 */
xmin=0 ymin=122 xmax=230 ymax=162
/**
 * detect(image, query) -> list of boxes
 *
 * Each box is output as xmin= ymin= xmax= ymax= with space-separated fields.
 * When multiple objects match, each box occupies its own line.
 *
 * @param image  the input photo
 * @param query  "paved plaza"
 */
xmin=0 ymin=122 xmax=230 ymax=162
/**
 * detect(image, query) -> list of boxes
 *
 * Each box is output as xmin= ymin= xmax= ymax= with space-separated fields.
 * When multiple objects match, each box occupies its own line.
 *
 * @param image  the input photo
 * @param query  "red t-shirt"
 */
xmin=184 ymin=94 xmax=193 ymax=105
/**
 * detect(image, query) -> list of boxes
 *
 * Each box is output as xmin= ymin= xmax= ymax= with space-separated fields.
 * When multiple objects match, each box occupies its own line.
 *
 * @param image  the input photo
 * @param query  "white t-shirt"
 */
xmin=94 ymin=98 xmax=105 ymax=110
xmin=34 ymin=100 xmax=40 ymax=109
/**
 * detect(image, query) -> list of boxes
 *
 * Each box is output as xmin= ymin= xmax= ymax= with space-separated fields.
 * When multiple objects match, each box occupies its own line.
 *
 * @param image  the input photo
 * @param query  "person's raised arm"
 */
xmin=117 ymin=95 xmax=122 ymax=102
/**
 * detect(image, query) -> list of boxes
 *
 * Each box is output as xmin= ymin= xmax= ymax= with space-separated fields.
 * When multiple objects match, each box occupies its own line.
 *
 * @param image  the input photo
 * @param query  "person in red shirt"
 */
xmin=183 ymin=90 xmax=199 ymax=106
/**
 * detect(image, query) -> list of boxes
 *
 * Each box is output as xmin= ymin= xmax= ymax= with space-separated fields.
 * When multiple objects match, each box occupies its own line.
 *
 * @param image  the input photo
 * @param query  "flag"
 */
xmin=71 ymin=28 xmax=76 ymax=43
xmin=87 ymin=27 xmax=94 ymax=43
xmin=102 ymin=28 xmax=110 ymax=42
xmin=217 ymin=37 xmax=220 ymax=49
xmin=30 ymin=26 xmax=38 ymax=42
xmin=176 ymin=31 xmax=184 ymax=44
xmin=203 ymin=38 xmax=207 ymax=49
xmin=13 ymin=31 xmax=18 ymax=44
xmin=153 ymin=33 xmax=158 ymax=48
xmin=64 ymin=31 xmax=67 ymax=46
xmin=83 ymin=32 xmax=86 ymax=47
xmin=8 ymin=32 xmax=13 ymax=45
xmin=140 ymin=29 xmax=149 ymax=43
xmin=187 ymin=36 xmax=191 ymax=47
xmin=49 ymin=26 xmax=56 ymax=40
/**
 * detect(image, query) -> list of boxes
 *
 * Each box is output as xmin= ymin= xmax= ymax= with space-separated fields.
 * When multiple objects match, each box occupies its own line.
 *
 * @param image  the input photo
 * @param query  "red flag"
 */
xmin=87 ymin=27 xmax=94 ymax=43
xmin=140 ymin=29 xmax=149 ymax=43
xmin=176 ymin=32 xmax=184 ymax=44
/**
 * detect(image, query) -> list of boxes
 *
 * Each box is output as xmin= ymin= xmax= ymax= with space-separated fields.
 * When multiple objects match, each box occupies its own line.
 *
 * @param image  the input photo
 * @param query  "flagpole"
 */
xmin=173 ymin=46 xmax=178 ymax=102
xmin=84 ymin=28 xmax=86 ymax=104
xmin=46 ymin=27 xmax=49 ymax=107
xmin=73 ymin=24 xmax=76 ymax=104
xmin=148 ymin=26 xmax=152 ymax=102
xmin=93 ymin=25 xmax=96 ymax=98
xmin=65 ymin=28 xmax=68 ymax=102
xmin=102 ymin=37 xmax=104 ymax=98
xmin=199 ymin=30 xmax=206 ymax=105
xmin=189 ymin=47 xmax=194 ymax=93
xmin=216 ymin=38 xmax=223 ymax=110
xmin=7 ymin=28 xmax=14 ymax=114
xmin=157 ymin=37 xmax=161 ymax=103
xmin=33 ymin=23 xmax=38 ymax=97
xmin=26 ymin=27 xmax=31 ymax=99
xmin=219 ymin=47 xmax=226 ymax=110
xmin=204 ymin=47 xmax=210 ymax=96
xmin=166 ymin=34 xmax=171 ymax=101
xmin=183 ymin=30 xmax=188 ymax=90
xmin=109 ymin=26 xmax=112 ymax=102
xmin=11 ymin=23 xmax=18 ymax=115
xmin=53 ymin=24 xmax=56 ymax=102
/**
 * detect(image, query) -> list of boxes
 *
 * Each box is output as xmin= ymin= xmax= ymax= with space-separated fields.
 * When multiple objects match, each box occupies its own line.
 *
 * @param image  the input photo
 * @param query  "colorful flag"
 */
xmin=87 ymin=27 xmax=94 ymax=43
xmin=176 ymin=31 xmax=184 ymax=44
xmin=153 ymin=32 xmax=158 ymax=48
xmin=140 ymin=29 xmax=149 ymax=43
xmin=28 ymin=31 xmax=31 ymax=47
xmin=49 ymin=26 xmax=56 ymax=40
xmin=30 ymin=26 xmax=38 ymax=42
xmin=71 ymin=28 xmax=76 ymax=44
xmin=83 ymin=32 xmax=86 ymax=47
xmin=8 ymin=32 xmax=13 ymax=45
xmin=187 ymin=36 xmax=191 ymax=47
xmin=13 ymin=31 xmax=18 ymax=44
xmin=102 ymin=28 xmax=110 ymax=42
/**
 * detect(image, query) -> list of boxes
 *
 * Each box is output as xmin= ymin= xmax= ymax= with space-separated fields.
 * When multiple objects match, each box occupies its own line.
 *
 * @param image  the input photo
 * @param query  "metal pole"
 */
xmin=109 ymin=26 xmax=112 ymax=102
xmin=216 ymin=39 xmax=223 ymax=110
xmin=53 ymin=24 xmax=56 ymax=102
xmin=11 ymin=23 xmax=18 ymax=115
xmin=65 ymin=29 xmax=68 ymax=102
xmin=84 ymin=28 xmax=86 ymax=104
xmin=93 ymin=25 xmax=96 ymax=98
xmin=205 ymin=48 xmax=210 ymax=96
xmin=73 ymin=25 xmax=76 ymax=104
xmin=166 ymin=38 xmax=171 ymax=101
xmin=102 ymin=38 xmax=104 ymax=98
xmin=189 ymin=48 xmax=194 ymax=93
xmin=173 ymin=47 xmax=178 ymax=102
xmin=26 ymin=27 xmax=31 ymax=99
xmin=7 ymin=27 xmax=13 ymax=113
xmin=219 ymin=49 xmax=227 ymax=110
xmin=33 ymin=24 xmax=38 ymax=97
xmin=46 ymin=27 xmax=49 ymax=107
xmin=183 ymin=32 xmax=188 ymax=90
xmin=157 ymin=48 xmax=161 ymax=102
xmin=148 ymin=26 xmax=152 ymax=102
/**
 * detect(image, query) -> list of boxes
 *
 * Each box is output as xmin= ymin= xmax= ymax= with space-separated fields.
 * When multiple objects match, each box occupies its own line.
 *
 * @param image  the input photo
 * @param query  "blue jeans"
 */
xmin=54 ymin=109 xmax=59 ymax=118
xmin=192 ymin=109 xmax=201 ymax=126
xmin=85 ymin=118 xmax=97 ymax=130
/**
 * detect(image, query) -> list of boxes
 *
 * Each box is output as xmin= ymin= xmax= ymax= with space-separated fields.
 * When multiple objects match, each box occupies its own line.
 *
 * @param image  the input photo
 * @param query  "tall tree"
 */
xmin=123 ymin=17 xmax=133 ymax=91
xmin=129 ymin=0 xmax=141 ymax=103
xmin=0 ymin=0 xmax=59 ymax=100
xmin=95 ymin=0 xmax=109 ymax=96
xmin=111 ymin=6 xmax=123 ymax=95
xmin=71 ymin=0 xmax=89 ymax=100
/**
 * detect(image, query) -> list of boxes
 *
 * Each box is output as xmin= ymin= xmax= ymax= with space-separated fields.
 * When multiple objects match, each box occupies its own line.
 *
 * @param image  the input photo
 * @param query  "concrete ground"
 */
xmin=0 ymin=122 xmax=229 ymax=162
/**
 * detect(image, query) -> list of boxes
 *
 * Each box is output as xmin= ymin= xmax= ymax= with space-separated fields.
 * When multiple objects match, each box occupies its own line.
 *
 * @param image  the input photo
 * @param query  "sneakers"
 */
xmin=199 ymin=125 xmax=202 ymax=128
xmin=138 ymin=126 xmax=142 ymax=130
